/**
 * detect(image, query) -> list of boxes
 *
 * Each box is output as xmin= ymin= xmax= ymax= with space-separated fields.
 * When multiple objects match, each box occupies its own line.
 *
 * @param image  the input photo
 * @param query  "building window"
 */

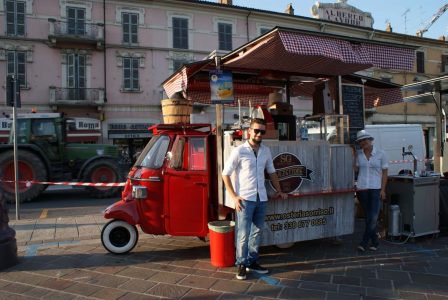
xmin=67 ymin=54 xmax=86 ymax=100
xmin=122 ymin=12 xmax=138 ymax=44
xmin=218 ymin=23 xmax=232 ymax=51
xmin=442 ymin=55 xmax=448 ymax=73
xmin=6 ymin=0 xmax=25 ymax=36
xmin=173 ymin=59 xmax=189 ymax=71
xmin=260 ymin=27 xmax=271 ymax=35
xmin=172 ymin=17 xmax=188 ymax=49
xmin=7 ymin=51 xmax=26 ymax=87
xmin=416 ymin=51 xmax=425 ymax=74
xmin=67 ymin=6 xmax=86 ymax=35
xmin=123 ymin=57 xmax=139 ymax=91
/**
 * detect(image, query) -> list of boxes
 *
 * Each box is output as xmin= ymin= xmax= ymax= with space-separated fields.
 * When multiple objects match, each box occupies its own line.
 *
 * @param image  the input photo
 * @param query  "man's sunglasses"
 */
xmin=251 ymin=128 xmax=266 ymax=135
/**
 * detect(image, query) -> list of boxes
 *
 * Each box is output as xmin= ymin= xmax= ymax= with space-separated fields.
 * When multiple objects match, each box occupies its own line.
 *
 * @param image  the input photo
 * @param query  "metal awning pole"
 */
xmin=214 ymin=56 xmax=224 ymax=209
xmin=337 ymin=76 xmax=348 ymax=144
xmin=434 ymin=91 xmax=443 ymax=173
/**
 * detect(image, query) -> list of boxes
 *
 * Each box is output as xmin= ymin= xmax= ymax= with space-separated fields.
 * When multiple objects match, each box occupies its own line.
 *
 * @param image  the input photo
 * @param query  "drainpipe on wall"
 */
xmin=103 ymin=0 xmax=107 ymax=104
xmin=246 ymin=11 xmax=252 ymax=42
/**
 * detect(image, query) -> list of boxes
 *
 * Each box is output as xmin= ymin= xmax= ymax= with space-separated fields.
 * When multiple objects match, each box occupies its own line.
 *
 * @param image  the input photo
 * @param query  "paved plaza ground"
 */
xmin=1 ymin=214 xmax=448 ymax=299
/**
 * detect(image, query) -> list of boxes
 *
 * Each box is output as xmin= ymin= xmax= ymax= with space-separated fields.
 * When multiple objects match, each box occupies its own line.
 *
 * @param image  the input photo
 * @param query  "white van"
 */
xmin=365 ymin=124 xmax=427 ymax=175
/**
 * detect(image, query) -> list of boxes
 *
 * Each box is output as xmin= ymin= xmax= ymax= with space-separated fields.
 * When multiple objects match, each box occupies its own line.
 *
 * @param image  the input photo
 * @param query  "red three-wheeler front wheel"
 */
xmin=101 ymin=220 xmax=138 ymax=254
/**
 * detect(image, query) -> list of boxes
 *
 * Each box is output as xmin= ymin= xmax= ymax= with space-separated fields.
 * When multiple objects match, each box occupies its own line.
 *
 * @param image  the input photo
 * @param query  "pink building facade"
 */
xmin=1 ymin=0 xmax=286 ymax=155
xmin=1 ymin=0 xmax=446 ymax=156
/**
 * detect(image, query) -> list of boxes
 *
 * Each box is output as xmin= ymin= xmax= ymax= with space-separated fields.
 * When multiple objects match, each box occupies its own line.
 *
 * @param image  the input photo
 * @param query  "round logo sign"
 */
xmin=270 ymin=152 xmax=313 ymax=193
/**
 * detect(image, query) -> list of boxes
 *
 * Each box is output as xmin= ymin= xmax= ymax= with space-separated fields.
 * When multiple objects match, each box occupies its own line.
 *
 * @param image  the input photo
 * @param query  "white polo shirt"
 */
xmin=356 ymin=146 xmax=389 ymax=190
xmin=222 ymin=141 xmax=276 ymax=202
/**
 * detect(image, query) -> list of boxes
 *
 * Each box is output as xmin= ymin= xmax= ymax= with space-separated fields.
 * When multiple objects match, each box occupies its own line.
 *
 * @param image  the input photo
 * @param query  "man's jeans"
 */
xmin=358 ymin=189 xmax=381 ymax=247
xmin=235 ymin=199 xmax=267 ymax=266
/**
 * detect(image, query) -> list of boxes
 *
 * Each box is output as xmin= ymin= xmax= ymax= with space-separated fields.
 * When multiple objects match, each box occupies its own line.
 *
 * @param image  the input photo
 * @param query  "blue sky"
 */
xmin=230 ymin=1 xmax=448 ymax=40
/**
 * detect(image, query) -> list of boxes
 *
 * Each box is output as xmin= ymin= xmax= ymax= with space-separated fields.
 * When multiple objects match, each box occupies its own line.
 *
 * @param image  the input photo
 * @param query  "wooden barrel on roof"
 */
xmin=161 ymin=98 xmax=193 ymax=124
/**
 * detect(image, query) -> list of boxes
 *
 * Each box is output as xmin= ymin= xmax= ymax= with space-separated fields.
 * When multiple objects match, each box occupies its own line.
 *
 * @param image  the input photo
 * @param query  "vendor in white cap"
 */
xmin=354 ymin=129 xmax=388 ymax=252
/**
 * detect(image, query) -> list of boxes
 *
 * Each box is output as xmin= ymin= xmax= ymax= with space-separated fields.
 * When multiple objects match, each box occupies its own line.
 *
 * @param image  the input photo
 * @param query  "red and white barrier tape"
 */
xmin=1 ymin=180 xmax=125 ymax=187
xmin=388 ymin=159 xmax=427 ymax=164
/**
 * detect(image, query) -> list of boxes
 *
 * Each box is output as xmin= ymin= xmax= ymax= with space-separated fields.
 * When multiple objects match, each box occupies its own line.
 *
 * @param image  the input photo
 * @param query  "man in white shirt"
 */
xmin=354 ymin=130 xmax=388 ymax=252
xmin=222 ymin=118 xmax=287 ymax=280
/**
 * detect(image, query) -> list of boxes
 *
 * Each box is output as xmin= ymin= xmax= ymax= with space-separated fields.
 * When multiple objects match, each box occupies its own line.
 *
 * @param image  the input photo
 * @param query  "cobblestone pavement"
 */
xmin=1 ymin=215 xmax=448 ymax=300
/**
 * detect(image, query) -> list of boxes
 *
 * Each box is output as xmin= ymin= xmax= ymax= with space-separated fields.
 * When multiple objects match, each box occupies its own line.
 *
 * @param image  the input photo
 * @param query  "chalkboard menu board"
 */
xmin=342 ymin=84 xmax=364 ymax=144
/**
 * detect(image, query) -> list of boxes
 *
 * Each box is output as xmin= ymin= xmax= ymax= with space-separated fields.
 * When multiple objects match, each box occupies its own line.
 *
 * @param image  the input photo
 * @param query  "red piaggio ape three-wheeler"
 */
xmin=101 ymin=123 xmax=221 ymax=254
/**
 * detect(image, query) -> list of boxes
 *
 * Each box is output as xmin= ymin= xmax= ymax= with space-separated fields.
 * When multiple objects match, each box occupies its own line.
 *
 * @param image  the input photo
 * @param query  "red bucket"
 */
xmin=208 ymin=221 xmax=235 ymax=267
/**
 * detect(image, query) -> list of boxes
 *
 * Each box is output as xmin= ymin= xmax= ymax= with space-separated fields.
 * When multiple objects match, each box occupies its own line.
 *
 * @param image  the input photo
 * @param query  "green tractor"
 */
xmin=0 ymin=113 xmax=126 ymax=203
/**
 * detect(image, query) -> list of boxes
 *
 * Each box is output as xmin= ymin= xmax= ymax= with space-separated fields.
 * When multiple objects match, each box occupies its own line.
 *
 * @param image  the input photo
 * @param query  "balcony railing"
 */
xmin=48 ymin=19 xmax=104 ymax=47
xmin=49 ymin=87 xmax=105 ymax=106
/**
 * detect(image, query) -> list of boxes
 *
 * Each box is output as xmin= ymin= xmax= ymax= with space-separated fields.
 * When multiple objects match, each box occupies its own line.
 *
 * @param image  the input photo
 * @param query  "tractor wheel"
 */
xmin=82 ymin=159 xmax=123 ymax=198
xmin=0 ymin=150 xmax=47 ymax=203
xmin=101 ymin=220 xmax=138 ymax=254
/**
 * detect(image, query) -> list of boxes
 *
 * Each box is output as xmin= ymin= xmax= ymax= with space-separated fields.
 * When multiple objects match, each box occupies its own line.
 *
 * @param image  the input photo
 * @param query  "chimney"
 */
xmin=285 ymin=3 xmax=294 ymax=15
xmin=218 ymin=0 xmax=232 ymax=5
xmin=439 ymin=35 xmax=446 ymax=41
xmin=385 ymin=22 xmax=392 ymax=32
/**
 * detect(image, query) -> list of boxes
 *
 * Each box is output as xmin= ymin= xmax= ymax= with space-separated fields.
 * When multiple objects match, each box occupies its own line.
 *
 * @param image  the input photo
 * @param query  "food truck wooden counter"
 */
xmin=223 ymin=136 xmax=354 ymax=246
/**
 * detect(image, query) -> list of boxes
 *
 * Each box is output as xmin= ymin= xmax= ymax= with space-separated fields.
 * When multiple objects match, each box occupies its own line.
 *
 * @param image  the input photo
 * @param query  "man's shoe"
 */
xmin=236 ymin=264 xmax=246 ymax=280
xmin=357 ymin=245 xmax=366 ymax=252
xmin=246 ymin=262 xmax=269 ymax=274
xmin=369 ymin=245 xmax=378 ymax=251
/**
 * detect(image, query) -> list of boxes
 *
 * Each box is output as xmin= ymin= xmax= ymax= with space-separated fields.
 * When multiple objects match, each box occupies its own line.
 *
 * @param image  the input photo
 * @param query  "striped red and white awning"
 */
xmin=223 ymin=30 xmax=414 ymax=75
xmin=185 ymin=81 xmax=276 ymax=106
xmin=162 ymin=27 xmax=415 ymax=106
xmin=163 ymin=59 xmax=213 ymax=99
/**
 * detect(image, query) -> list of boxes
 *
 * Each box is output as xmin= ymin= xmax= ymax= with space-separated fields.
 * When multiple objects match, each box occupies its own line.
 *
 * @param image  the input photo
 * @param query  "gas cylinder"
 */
xmin=388 ymin=204 xmax=401 ymax=237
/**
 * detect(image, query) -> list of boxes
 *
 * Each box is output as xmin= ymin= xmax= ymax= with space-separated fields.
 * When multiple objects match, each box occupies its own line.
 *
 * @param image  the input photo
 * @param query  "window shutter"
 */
xmin=6 ymin=0 xmax=14 ymax=32
xmin=132 ymin=58 xmax=139 ymax=90
xmin=6 ymin=0 xmax=26 ymax=36
xmin=123 ymin=13 xmax=138 ymax=44
xmin=442 ymin=55 xmax=448 ymax=73
xmin=67 ymin=7 xmax=76 ymax=34
xmin=416 ymin=52 xmax=425 ymax=74
xmin=6 ymin=2 xmax=15 ymax=35
xmin=173 ymin=18 xmax=180 ymax=48
xmin=78 ymin=55 xmax=86 ymax=88
xmin=123 ymin=58 xmax=131 ymax=89
xmin=122 ymin=13 xmax=129 ymax=43
xmin=226 ymin=23 xmax=232 ymax=49
xmin=173 ymin=17 xmax=188 ymax=49
xmin=218 ymin=23 xmax=232 ymax=50
xmin=131 ymin=14 xmax=138 ymax=43
xmin=218 ymin=23 xmax=224 ymax=49
xmin=7 ymin=52 xmax=15 ymax=75
xmin=67 ymin=54 xmax=74 ymax=88
xmin=122 ymin=57 xmax=139 ymax=90
xmin=76 ymin=8 xmax=85 ymax=35
xmin=16 ymin=1 xmax=25 ymax=36
xmin=17 ymin=52 xmax=26 ymax=86
xmin=181 ymin=18 xmax=188 ymax=49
